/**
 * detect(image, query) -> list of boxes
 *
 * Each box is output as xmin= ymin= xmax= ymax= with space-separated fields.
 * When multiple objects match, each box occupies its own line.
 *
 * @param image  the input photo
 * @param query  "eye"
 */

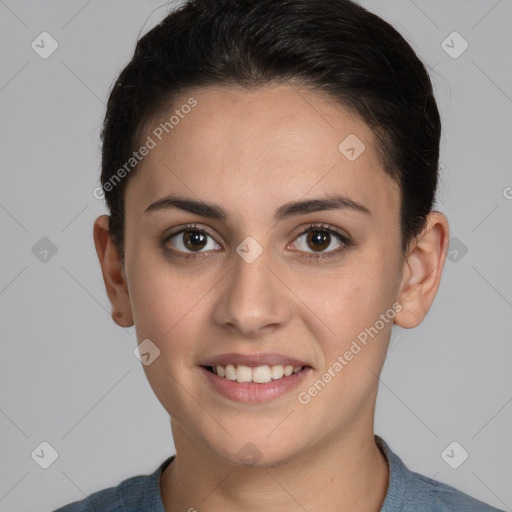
xmin=291 ymin=223 xmax=352 ymax=259
xmin=164 ymin=224 xmax=221 ymax=256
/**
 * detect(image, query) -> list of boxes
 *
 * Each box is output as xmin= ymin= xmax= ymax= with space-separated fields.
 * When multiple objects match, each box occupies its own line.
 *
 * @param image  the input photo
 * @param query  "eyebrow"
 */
xmin=144 ymin=193 xmax=371 ymax=220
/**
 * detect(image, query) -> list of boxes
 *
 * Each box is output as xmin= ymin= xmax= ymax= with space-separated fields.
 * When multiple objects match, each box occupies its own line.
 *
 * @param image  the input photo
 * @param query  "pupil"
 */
xmin=308 ymin=231 xmax=329 ymax=251
xmin=185 ymin=230 xmax=206 ymax=250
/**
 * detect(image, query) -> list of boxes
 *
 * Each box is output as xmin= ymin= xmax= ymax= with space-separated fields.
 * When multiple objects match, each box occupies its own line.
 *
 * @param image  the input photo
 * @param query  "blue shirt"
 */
xmin=53 ymin=436 xmax=504 ymax=511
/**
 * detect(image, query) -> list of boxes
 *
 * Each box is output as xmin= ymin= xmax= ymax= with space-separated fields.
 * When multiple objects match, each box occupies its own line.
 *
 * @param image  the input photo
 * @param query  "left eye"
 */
xmin=166 ymin=227 xmax=221 ymax=253
xmin=293 ymin=227 xmax=347 ymax=254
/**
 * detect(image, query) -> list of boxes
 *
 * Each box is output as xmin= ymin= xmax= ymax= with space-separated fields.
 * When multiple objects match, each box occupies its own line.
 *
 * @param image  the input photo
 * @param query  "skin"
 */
xmin=93 ymin=83 xmax=449 ymax=511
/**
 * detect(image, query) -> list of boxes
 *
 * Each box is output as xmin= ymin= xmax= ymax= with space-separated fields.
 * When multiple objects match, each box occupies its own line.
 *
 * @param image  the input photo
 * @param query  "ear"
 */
xmin=93 ymin=215 xmax=134 ymax=328
xmin=394 ymin=211 xmax=450 ymax=329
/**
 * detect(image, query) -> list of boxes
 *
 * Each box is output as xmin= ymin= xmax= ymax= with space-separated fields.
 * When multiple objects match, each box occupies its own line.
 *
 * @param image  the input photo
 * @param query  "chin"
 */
xmin=206 ymin=436 xmax=303 ymax=469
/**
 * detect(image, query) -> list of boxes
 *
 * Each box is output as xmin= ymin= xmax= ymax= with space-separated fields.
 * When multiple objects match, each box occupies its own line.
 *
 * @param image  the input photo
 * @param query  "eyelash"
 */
xmin=161 ymin=222 xmax=353 ymax=261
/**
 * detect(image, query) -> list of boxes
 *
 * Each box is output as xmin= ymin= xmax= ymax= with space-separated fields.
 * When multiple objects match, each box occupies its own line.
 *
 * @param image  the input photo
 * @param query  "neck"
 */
xmin=160 ymin=421 xmax=389 ymax=512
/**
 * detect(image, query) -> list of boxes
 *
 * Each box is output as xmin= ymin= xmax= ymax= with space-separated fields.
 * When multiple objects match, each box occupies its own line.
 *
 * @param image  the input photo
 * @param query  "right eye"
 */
xmin=163 ymin=224 xmax=222 ymax=256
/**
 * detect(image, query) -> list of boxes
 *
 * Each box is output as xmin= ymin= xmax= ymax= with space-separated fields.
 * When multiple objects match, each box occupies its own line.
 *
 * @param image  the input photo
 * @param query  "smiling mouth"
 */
xmin=204 ymin=364 xmax=305 ymax=384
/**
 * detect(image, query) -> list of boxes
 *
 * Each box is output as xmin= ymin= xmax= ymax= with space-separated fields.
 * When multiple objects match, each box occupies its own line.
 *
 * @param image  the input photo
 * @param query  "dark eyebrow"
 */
xmin=144 ymin=195 xmax=228 ymax=220
xmin=144 ymin=194 xmax=371 ymax=220
xmin=275 ymin=195 xmax=371 ymax=219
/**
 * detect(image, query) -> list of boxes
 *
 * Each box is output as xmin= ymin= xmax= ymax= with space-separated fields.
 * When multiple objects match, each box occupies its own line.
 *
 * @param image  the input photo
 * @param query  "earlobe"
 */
xmin=93 ymin=215 xmax=134 ymax=328
xmin=394 ymin=212 xmax=450 ymax=329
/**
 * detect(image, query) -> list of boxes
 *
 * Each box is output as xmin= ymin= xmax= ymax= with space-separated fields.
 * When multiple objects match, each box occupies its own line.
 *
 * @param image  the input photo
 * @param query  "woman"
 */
xmin=54 ymin=0 xmax=504 ymax=510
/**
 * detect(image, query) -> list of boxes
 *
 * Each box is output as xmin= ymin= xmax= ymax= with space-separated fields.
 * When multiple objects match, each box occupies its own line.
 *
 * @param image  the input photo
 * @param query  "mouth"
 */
xmin=203 ymin=363 xmax=305 ymax=384
xmin=200 ymin=353 xmax=312 ymax=403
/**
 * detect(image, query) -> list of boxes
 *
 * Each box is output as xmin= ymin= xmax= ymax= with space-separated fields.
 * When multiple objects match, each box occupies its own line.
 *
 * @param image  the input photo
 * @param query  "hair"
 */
xmin=100 ymin=0 xmax=441 ymax=260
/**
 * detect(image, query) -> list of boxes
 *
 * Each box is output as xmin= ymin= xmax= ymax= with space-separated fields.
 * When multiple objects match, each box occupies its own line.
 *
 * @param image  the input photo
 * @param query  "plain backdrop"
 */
xmin=0 ymin=1 xmax=511 ymax=511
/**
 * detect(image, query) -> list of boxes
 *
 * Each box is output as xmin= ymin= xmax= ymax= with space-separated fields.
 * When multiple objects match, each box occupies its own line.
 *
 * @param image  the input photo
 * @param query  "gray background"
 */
xmin=0 ymin=1 xmax=511 ymax=511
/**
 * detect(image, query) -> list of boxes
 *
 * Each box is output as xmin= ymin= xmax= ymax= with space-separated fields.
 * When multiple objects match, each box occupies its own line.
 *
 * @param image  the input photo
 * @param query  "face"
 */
xmin=119 ymin=84 xmax=407 ymax=465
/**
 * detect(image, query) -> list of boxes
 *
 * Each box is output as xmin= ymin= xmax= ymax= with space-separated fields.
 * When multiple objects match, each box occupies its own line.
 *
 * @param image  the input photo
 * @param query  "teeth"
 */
xmin=225 ymin=364 xmax=237 ymax=380
xmin=236 ymin=365 xmax=253 ymax=383
xmin=270 ymin=365 xmax=284 ymax=379
xmin=210 ymin=364 xmax=303 ymax=383
xmin=253 ymin=366 xmax=272 ymax=383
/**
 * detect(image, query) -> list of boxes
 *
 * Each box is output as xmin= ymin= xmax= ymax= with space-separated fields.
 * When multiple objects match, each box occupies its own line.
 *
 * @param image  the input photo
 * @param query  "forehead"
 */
xmin=125 ymin=84 xmax=399 ymax=220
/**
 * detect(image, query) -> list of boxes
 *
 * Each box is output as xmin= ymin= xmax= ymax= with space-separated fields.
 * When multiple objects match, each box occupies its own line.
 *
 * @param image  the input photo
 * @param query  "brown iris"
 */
xmin=307 ymin=230 xmax=330 ymax=251
xmin=183 ymin=230 xmax=207 ymax=251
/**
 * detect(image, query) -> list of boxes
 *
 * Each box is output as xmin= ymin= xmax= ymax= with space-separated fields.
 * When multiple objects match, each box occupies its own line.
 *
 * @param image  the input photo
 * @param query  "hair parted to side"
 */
xmin=100 ymin=0 xmax=441 ymax=260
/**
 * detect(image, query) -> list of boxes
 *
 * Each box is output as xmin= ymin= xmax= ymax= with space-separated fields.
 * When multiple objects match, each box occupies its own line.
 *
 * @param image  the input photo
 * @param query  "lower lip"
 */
xmin=200 ymin=366 xmax=312 ymax=403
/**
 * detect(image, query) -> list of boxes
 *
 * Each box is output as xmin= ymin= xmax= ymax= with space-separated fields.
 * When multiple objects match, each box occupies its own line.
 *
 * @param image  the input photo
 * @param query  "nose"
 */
xmin=211 ymin=242 xmax=293 ymax=338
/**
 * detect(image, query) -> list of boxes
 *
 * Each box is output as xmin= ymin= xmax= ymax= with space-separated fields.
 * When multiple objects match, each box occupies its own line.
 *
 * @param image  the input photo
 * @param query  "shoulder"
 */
xmin=376 ymin=436 xmax=505 ymax=512
xmin=401 ymin=470 xmax=504 ymax=511
xmin=52 ymin=456 xmax=174 ymax=512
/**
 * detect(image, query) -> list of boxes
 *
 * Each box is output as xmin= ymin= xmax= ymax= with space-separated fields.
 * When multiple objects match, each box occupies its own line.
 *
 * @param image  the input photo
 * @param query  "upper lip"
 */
xmin=202 ymin=352 xmax=310 ymax=368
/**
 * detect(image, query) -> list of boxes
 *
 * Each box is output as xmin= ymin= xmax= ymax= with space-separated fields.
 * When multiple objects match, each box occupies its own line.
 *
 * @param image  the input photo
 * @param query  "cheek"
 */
xmin=126 ymin=254 xmax=223 ymax=366
xmin=128 ymin=266 xmax=213 ymax=409
xmin=295 ymin=259 xmax=392 ymax=333
xmin=291 ymin=260 xmax=398 ymax=385
xmin=126 ymin=253 xmax=196 ymax=336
